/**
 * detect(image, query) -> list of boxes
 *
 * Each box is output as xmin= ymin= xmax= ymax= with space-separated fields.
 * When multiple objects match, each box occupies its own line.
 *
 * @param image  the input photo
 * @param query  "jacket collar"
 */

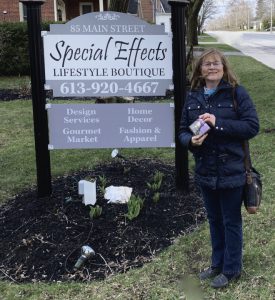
xmin=189 ymin=80 xmax=232 ymax=105
xmin=216 ymin=80 xmax=232 ymax=91
xmin=191 ymin=80 xmax=232 ymax=93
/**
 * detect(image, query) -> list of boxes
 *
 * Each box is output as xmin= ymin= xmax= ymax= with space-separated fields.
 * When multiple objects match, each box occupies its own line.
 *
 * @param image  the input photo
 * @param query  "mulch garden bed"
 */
xmin=0 ymin=159 xmax=205 ymax=283
xmin=0 ymin=89 xmax=29 ymax=101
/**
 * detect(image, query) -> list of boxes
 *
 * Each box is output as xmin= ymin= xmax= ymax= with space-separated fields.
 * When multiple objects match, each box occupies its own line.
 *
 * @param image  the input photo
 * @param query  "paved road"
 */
xmin=207 ymin=31 xmax=275 ymax=69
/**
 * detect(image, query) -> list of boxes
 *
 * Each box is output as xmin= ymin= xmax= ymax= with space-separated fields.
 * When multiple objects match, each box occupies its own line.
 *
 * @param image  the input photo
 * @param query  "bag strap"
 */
xmin=232 ymin=87 xmax=253 ymax=178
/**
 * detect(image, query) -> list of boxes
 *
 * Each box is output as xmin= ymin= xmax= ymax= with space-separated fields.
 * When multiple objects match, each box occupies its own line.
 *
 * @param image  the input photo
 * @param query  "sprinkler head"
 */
xmin=73 ymin=245 xmax=95 ymax=271
xmin=111 ymin=149 xmax=126 ymax=160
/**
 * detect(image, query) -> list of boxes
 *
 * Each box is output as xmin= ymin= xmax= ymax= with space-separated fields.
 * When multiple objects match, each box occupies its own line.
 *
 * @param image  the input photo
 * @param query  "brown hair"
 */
xmin=190 ymin=48 xmax=239 ymax=90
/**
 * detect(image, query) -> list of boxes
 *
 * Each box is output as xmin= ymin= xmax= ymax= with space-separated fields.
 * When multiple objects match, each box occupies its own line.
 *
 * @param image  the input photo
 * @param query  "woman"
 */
xmin=179 ymin=48 xmax=259 ymax=288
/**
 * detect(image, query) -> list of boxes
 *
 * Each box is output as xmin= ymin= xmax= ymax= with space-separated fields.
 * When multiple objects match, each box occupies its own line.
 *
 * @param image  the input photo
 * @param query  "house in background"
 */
xmin=129 ymin=0 xmax=171 ymax=32
xmin=0 ymin=0 xmax=171 ymax=31
xmin=154 ymin=0 xmax=171 ymax=33
xmin=0 ymin=0 xmax=109 ymax=22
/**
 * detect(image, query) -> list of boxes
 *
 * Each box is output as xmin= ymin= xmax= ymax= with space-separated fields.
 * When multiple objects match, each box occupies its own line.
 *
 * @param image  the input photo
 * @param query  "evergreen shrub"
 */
xmin=0 ymin=22 xmax=52 ymax=76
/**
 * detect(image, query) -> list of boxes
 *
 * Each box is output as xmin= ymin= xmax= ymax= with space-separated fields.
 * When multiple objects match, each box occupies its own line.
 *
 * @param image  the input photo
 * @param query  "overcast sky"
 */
xmin=213 ymin=0 xmax=256 ymax=16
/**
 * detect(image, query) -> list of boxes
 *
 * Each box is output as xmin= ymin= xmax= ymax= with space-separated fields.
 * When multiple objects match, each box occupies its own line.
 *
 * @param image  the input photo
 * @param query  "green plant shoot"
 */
xmin=125 ymin=194 xmax=144 ymax=221
xmin=89 ymin=205 xmax=102 ymax=219
xmin=98 ymin=175 xmax=107 ymax=195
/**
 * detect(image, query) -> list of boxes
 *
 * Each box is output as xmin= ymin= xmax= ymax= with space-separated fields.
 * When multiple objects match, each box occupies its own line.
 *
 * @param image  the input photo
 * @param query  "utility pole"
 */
xmin=247 ymin=8 xmax=250 ymax=30
xmin=271 ymin=0 xmax=273 ymax=33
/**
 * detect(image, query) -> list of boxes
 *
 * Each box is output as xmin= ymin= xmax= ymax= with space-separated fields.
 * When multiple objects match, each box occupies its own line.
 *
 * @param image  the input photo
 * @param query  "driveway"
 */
xmin=207 ymin=31 xmax=275 ymax=70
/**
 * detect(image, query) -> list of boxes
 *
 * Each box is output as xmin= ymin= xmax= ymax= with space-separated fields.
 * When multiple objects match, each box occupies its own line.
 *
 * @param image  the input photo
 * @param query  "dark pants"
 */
xmin=200 ymin=186 xmax=243 ymax=275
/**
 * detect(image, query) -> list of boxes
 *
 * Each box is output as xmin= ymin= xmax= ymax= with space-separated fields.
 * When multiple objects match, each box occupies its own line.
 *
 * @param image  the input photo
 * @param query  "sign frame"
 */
xmin=43 ymin=12 xmax=173 ymax=97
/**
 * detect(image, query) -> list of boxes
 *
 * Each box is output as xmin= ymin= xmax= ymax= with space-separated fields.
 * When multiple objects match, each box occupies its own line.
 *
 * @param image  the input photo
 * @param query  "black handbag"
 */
xmin=232 ymin=88 xmax=262 ymax=214
xmin=242 ymin=141 xmax=262 ymax=214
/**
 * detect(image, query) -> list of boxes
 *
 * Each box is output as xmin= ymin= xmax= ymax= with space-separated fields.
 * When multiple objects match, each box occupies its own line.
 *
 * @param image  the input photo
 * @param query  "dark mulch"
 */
xmin=0 ymin=89 xmax=50 ymax=101
xmin=0 ymin=89 xmax=29 ymax=101
xmin=0 ymin=159 xmax=205 ymax=283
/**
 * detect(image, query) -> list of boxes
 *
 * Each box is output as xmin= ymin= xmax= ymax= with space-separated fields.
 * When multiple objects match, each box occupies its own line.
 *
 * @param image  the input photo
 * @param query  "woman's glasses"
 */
xmin=201 ymin=61 xmax=222 ymax=68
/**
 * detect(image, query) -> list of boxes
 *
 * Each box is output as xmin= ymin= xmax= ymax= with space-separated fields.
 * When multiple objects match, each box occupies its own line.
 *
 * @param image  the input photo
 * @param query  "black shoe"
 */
xmin=199 ymin=267 xmax=221 ymax=280
xmin=211 ymin=273 xmax=241 ymax=289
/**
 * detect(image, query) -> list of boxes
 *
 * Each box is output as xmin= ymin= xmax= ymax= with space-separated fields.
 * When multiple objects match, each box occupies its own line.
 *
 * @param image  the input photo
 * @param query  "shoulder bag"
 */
xmin=242 ymin=141 xmax=262 ymax=213
xmin=232 ymin=87 xmax=262 ymax=214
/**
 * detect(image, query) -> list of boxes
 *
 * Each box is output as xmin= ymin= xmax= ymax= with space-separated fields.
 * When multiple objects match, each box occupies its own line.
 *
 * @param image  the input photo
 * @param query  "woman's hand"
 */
xmin=199 ymin=113 xmax=216 ymax=127
xmin=191 ymin=134 xmax=208 ymax=146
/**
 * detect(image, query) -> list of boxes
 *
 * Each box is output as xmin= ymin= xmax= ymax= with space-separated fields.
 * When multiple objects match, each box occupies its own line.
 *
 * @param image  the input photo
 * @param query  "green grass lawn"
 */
xmin=197 ymin=43 xmax=240 ymax=52
xmin=0 ymin=76 xmax=30 ymax=89
xmin=198 ymin=33 xmax=217 ymax=43
xmin=0 ymin=55 xmax=275 ymax=299
xmin=195 ymin=34 xmax=240 ymax=53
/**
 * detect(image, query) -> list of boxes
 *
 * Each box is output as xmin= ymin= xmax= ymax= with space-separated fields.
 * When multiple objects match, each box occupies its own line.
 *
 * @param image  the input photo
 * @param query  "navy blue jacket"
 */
xmin=179 ymin=81 xmax=259 ymax=189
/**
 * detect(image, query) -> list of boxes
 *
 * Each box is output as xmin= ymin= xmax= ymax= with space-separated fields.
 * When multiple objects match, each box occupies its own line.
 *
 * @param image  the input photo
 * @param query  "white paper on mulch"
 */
xmin=104 ymin=186 xmax=133 ymax=204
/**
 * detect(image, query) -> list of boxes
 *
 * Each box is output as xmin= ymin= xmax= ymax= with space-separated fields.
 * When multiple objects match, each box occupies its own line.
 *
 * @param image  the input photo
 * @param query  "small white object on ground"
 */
xmin=78 ymin=180 xmax=97 ymax=206
xmin=104 ymin=186 xmax=133 ymax=204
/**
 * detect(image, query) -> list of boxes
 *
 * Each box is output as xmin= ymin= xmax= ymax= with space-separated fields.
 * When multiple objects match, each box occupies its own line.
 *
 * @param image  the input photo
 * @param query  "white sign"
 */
xmin=43 ymin=12 xmax=172 ymax=97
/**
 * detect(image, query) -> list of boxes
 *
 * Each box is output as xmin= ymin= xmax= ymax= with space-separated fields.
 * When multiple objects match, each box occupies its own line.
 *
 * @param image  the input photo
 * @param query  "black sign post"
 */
xmin=168 ymin=0 xmax=190 ymax=191
xmin=19 ymin=0 xmax=52 ymax=197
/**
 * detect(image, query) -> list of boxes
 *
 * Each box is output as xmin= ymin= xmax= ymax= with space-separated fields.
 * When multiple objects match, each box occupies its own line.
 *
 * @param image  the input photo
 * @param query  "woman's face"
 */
xmin=201 ymin=54 xmax=224 ymax=87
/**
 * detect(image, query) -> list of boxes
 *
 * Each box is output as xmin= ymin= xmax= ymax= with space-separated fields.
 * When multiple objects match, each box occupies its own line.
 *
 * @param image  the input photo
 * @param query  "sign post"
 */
xmin=168 ymin=0 xmax=190 ymax=192
xmin=19 ymin=0 xmax=52 ymax=198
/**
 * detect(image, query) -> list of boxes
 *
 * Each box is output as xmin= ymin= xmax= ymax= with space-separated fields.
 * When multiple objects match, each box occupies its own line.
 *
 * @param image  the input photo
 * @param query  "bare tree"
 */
xmin=228 ymin=0 xmax=254 ymax=30
xmin=198 ymin=0 xmax=216 ymax=34
xmin=187 ymin=0 xmax=205 ymax=46
xmin=108 ymin=0 xmax=205 ymax=47
xmin=207 ymin=0 xmax=255 ymax=30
